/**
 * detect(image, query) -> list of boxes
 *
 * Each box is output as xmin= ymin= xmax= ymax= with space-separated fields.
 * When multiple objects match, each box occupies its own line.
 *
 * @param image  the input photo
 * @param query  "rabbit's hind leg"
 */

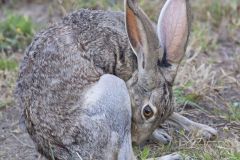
xmin=80 ymin=74 xmax=135 ymax=160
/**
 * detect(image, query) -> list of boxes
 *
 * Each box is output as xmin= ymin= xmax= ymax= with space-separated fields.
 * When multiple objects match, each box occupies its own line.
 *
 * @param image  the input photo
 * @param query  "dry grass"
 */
xmin=0 ymin=67 xmax=17 ymax=110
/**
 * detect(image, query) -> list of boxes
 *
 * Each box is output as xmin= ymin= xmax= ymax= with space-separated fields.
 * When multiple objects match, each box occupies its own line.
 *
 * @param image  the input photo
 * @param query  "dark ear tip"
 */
xmin=158 ymin=59 xmax=171 ymax=68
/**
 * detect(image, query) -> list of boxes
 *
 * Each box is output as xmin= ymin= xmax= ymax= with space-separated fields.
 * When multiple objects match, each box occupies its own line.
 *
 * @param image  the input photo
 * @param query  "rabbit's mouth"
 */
xmin=131 ymin=121 xmax=158 ymax=145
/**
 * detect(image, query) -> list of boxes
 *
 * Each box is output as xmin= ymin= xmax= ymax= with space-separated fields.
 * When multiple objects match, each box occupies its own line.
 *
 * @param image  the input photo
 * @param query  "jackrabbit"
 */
xmin=15 ymin=0 xmax=217 ymax=159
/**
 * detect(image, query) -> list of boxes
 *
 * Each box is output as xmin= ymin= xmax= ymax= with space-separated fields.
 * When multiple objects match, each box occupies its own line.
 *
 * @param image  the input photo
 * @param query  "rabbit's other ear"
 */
xmin=157 ymin=0 xmax=191 ymax=64
xmin=125 ymin=0 xmax=161 ymax=71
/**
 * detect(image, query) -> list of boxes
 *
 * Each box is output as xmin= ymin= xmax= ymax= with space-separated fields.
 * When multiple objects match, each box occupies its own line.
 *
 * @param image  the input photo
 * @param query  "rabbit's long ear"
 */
xmin=157 ymin=0 xmax=191 ymax=80
xmin=125 ymin=0 xmax=162 ymax=89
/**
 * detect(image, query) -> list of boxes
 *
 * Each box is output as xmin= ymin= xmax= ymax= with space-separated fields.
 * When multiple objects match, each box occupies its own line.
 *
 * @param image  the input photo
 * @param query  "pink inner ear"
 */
xmin=158 ymin=0 xmax=189 ymax=63
xmin=126 ymin=5 xmax=142 ymax=49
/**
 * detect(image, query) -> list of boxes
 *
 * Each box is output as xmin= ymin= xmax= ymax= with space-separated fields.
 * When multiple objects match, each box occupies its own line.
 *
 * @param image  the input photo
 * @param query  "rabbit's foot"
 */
xmin=147 ymin=153 xmax=182 ymax=160
xmin=189 ymin=122 xmax=218 ymax=141
xmin=152 ymin=128 xmax=172 ymax=144
xmin=168 ymin=112 xmax=218 ymax=141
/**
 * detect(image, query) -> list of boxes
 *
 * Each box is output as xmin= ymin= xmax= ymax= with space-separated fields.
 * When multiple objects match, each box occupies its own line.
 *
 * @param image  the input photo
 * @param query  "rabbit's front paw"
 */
xmin=152 ymin=128 xmax=172 ymax=144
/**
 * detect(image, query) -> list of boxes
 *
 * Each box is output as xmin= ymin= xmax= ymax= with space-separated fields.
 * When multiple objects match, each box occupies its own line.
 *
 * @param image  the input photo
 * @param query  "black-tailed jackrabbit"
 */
xmin=15 ymin=0 xmax=217 ymax=159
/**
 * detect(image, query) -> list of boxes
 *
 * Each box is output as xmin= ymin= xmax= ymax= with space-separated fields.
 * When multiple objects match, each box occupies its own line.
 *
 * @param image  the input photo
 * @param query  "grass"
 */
xmin=191 ymin=22 xmax=217 ymax=52
xmin=180 ymin=140 xmax=240 ymax=160
xmin=135 ymin=139 xmax=240 ymax=160
xmin=54 ymin=0 xmax=122 ymax=14
xmin=134 ymin=130 xmax=240 ymax=160
xmin=0 ymin=14 xmax=35 ymax=54
xmin=174 ymin=86 xmax=201 ymax=105
xmin=73 ymin=0 xmax=119 ymax=9
xmin=0 ymin=59 xmax=18 ymax=71
xmin=207 ymin=0 xmax=240 ymax=28
xmin=0 ymin=68 xmax=18 ymax=110
xmin=223 ymin=103 xmax=240 ymax=122
xmin=0 ymin=56 xmax=19 ymax=110
xmin=0 ymin=100 xmax=13 ymax=109
xmin=139 ymin=147 xmax=150 ymax=160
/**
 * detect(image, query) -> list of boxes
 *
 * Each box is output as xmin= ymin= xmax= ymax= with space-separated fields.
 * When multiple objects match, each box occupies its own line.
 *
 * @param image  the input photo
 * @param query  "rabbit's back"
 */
xmin=16 ymin=9 xmax=136 ymax=159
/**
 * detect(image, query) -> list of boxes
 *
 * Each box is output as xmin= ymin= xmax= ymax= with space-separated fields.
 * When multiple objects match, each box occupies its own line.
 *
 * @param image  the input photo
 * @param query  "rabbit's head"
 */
xmin=125 ymin=0 xmax=191 ymax=144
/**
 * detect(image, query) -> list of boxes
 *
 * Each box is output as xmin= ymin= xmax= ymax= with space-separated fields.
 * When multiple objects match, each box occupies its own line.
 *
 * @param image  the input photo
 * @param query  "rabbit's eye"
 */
xmin=143 ymin=105 xmax=154 ymax=119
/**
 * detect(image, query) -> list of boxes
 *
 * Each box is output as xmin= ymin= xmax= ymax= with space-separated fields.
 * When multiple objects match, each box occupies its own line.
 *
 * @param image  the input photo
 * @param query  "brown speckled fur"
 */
xmin=15 ymin=0 xmax=190 ymax=158
xmin=16 ymin=9 xmax=139 ymax=160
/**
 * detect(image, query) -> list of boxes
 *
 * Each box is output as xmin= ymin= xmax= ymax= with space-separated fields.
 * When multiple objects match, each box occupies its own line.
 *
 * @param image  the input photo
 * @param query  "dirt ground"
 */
xmin=0 ymin=1 xmax=240 ymax=160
